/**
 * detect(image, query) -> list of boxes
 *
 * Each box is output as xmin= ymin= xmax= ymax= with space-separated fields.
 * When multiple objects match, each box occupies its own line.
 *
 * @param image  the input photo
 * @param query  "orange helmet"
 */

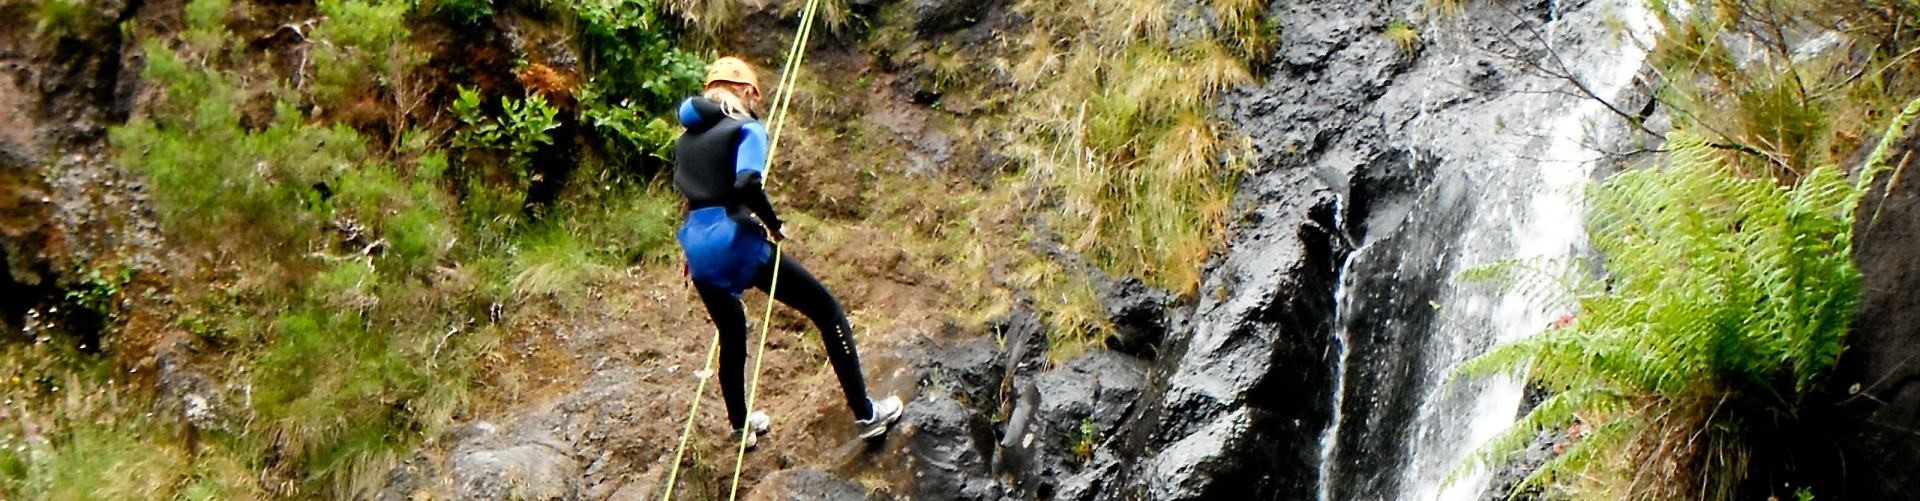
xmin=704 ymin=57 xmax=760 ymax=91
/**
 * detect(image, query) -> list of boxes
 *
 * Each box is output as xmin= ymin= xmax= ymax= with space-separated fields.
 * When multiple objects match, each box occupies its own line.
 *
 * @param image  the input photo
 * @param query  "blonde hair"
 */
xmin=703 ymin=83 xmax=760 ymax=121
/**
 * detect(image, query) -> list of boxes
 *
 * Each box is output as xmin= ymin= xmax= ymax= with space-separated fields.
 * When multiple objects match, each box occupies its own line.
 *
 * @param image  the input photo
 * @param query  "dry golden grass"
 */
xmin=1003 ymin=0 xmax=1252 ymax=301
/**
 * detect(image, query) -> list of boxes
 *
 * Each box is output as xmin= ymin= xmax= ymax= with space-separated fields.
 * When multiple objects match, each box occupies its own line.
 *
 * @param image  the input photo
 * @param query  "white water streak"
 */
xmin=1410 ymin=3 xmax=1658 ymax=501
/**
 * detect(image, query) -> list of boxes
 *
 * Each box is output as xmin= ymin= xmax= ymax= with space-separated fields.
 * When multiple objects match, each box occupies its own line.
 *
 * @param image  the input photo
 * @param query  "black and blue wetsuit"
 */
xmin=672 ymin=97 xmax=876 ymax=428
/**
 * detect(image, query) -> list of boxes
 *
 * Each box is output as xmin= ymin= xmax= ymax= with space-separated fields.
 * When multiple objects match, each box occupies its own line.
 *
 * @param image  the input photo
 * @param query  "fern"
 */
xmin=1452 ymin=96 xmax=1920 ymax=499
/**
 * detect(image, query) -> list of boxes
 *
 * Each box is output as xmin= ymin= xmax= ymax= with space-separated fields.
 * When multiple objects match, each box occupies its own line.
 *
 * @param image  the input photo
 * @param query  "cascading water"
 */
xmin=1315 ymin=1 xmax=1658 ymax=500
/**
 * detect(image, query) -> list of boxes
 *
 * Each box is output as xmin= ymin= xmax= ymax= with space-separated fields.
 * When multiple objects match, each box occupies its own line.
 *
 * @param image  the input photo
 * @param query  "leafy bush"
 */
xmin=450 ymin=85 xmax=562 ymax=227
xmin=579 ymin=83 xmax=682 ymax=168
xmin=567 ymin=0 xmax=705 ymax=167
xmin=572 ymin=0 xmax=705 ymax=107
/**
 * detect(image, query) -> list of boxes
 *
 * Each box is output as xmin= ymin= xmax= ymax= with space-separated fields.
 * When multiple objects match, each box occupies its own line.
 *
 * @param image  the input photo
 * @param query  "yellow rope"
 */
xmin=658 ymin=331 xmax=717 ymax=500
xmin=660 ymin=0 xmax=823 ymax=498
xmin=728 ymin=0 xmax=822 ymax=497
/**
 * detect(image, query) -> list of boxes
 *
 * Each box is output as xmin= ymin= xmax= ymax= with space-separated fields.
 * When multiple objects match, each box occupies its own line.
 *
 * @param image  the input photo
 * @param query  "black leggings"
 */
xmin=693 ymin=252 xmax=874 ymax=429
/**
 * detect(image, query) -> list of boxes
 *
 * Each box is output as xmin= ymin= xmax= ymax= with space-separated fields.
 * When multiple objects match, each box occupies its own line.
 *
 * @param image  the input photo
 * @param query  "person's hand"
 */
xmin=768 ymin=224 xmax=790 ymax=242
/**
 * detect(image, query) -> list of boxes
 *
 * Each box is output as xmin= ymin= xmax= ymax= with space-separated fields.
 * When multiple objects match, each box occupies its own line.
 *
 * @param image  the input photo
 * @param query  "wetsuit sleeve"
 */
xmin=733 ymin=122 xmax=783 ymax=235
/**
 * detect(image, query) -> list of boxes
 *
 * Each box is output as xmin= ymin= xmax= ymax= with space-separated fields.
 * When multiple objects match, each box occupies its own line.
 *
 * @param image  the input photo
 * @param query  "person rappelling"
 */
xmin=670 ymin=56 xmax=905 ymax=450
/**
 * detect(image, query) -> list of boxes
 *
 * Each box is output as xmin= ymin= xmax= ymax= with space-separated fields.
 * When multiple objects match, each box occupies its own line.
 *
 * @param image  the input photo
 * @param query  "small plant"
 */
xmin=452 ymin=86 xmax=561 ymax=167
xmin=34 ymin=0 xmax=92 ymax=37
xmin=64 ymin=267 xmax=131 ymax=319
xmin=1070 ymin=418 xmax=1098 ymax=461
xmin=1384 ymin=19 xmax=1419 ymax=54
xmin=501 ymin=94 xmax=562 ymax=162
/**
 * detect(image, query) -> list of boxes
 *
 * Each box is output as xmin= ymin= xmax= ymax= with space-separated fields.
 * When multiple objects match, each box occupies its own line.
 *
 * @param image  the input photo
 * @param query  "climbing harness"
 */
xmin=661 ymin=0 xmax=825 ymax=498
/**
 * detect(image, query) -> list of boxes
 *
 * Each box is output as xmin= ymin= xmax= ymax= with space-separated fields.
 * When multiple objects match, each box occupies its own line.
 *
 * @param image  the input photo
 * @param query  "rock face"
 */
xmin=1828 ymin=124 xmax=1920 ymax=500
xmin=1119 ymin=0 xmax=1664 ymax=498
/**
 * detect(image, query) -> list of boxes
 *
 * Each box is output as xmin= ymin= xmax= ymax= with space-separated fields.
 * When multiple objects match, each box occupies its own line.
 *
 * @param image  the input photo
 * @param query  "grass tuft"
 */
xmin=1384 ymin=19 xmax=1420 ymax=54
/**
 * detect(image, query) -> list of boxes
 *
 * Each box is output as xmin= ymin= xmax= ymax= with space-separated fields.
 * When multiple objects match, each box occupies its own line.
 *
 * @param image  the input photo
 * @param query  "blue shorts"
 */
xmin=677 ymin=207 xmax=773 ymax=294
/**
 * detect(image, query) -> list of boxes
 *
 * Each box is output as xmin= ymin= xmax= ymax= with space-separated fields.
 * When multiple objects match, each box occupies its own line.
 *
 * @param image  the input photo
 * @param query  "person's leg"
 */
xmin=694 ymin=281 xmax=752 ymax=430
xmin=752 ymin=253 xmax=875 ymax=420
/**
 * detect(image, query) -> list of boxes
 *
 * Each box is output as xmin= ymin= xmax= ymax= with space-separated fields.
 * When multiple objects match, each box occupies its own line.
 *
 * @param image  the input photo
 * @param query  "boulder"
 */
xmin=917 ymin=334 xmax=1004 ymax=409
xmin=900 ymin=396 xmax=998 ymax=500
xmin=744 ymin=469 xmax=872 ymax=501
xmin=448 ymin=443 xmax=582 ymax=501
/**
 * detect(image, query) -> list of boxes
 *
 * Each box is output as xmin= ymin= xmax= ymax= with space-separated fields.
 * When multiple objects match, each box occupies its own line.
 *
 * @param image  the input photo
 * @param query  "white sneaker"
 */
xmin=855 ymin=396 xmax=903 ymax=440
xmin=735 ymin=411 xmax=771 ymax=450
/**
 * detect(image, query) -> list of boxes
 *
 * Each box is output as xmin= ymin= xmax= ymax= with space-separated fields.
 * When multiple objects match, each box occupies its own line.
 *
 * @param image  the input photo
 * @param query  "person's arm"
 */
xmin=733 ymin=122 xmax=785 ymax=239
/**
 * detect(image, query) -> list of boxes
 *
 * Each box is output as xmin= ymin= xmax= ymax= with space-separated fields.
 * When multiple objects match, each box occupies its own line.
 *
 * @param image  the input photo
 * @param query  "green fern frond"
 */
xmin=1453 ymin=122 xmax=1871 ymax=499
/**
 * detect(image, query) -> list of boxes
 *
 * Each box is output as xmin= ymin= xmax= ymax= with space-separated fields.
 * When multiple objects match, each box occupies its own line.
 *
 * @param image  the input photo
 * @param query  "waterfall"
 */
xmin=1315 ymin=1 xmax=1658 ymax=500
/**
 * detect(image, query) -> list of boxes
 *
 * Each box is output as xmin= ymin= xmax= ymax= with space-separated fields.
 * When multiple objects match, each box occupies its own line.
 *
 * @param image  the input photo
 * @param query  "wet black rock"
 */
xmin=1099 ymin=276 xmax=1171 ymax=359
xmin=917 ymin=333 xmax=1005 ymax=409
xmin=1476 ymin=429 xmax=1557 ymax=501
xmin=1123 ymin=167 xmax=1345 ymax=500
xmin=1040 ymin=350 xmax=1149 ymax=441
xmin=1822 ymin=122 xmax=1920 ymax=500
xmin=900 ymin=396 xmax=998 ymax=500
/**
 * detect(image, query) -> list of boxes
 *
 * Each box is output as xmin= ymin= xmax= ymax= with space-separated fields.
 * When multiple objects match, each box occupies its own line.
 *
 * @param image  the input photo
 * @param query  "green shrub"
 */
xmin=309 ymin=0 xmax=417 ymax=110
xmin=113 ymin=44 xmax=359 ymax=251
xmin=181 ymin=0 xmax=231 ymax=55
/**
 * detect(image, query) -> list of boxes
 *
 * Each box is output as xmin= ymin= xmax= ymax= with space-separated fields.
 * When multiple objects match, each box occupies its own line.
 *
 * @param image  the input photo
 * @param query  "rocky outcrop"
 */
xmin=895 ymin=305 xmax=1158 ymax=500
xmin=1122 ymin=167 xmax=1344 ymax=500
